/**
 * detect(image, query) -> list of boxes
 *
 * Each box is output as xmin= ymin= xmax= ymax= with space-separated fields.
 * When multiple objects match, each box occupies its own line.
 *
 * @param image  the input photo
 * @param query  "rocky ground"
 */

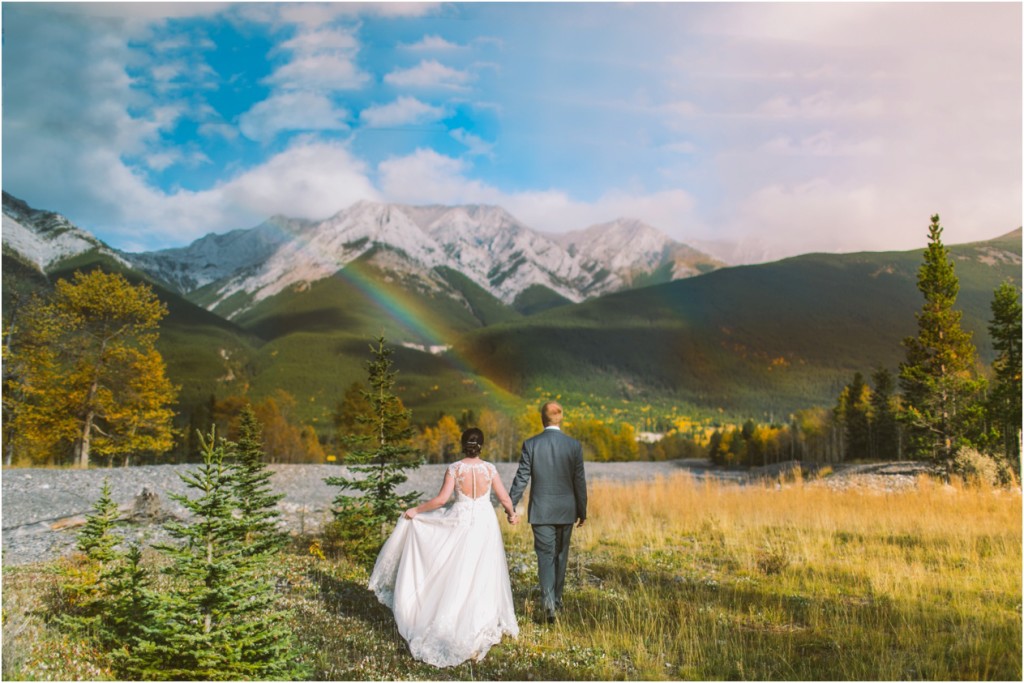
xmin=1 ymin=459 xmax=935 ymax=566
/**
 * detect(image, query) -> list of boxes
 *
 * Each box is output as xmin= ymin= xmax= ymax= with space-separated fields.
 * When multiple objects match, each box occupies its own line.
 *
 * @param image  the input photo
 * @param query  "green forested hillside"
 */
xmin=221 ymin=252 xmax=523 ymax=423
xmin=6 ymin=230 xmax=1019 ymax=432
xmin=456 ymin=230 xmax=1022 ymax=416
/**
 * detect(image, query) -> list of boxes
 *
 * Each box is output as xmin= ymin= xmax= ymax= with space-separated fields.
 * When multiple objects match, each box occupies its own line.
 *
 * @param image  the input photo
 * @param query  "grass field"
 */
xmin=3 ymin=472 xmax=1020 ymax=680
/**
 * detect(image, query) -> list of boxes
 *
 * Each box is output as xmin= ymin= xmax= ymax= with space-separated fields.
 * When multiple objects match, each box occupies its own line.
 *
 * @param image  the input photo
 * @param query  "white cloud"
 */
xmin=263 ymin=53 xmax=371 ymax=92
xmin=238 ymin=91 xmax=350 ymax=142
xmin=378 ymin=149 xmax=489 ymax=204
xmin=145 ymin=149 xmax=210 ymax=172
xmin=150 ymin=61 xmax=185 ymax=86
xmin=762 ymin=132 xmax=883 ymax=158
xmin=198 ymin=122 xmax=239 ymax=141
xmin=97 ymin=140 xmax=379 ymax=249
xmin=377 ymin=149 xmax=700 ymax=238
xmin=359 ymin=96 xmax=447 ymax=127
xmin=402 ymin=34 xmax=465 ymax=51
xmin=245 ymin=26 xmax=368 ymax=143
xmin=239 ymin=2 xmax=438 ymax=29
xmin=217 ymin=139 xmax=380 ymax=221
xmin=755 ymin=91 xmax=884 ymax=119
xmin=723 ymin=175 xmax=1020 ymax=261
xmin=449 ymin=128 xmax=494 ymax=157
xmin=384 ymin=60 xmax=472 ymax=90
xmin=296 ymin=2 xmax=439 ymax=22
xmin=278 ymin=27 xmax=360 ymax=54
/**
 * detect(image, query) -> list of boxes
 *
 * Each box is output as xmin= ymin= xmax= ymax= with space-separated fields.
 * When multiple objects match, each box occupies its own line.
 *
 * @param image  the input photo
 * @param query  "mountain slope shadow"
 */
xmin=245 ymin=307 xmax=356 ymax=341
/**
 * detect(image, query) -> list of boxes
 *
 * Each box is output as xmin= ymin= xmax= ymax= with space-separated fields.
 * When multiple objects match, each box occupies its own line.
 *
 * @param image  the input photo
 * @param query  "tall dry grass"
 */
xmin=497 ymin=472 xmax=1022 ymax=680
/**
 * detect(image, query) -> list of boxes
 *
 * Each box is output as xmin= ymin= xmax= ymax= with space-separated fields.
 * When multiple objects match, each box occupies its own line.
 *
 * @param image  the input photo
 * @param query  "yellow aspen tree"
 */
xmin=10 ymin=270 xmax=177 ymax=467
xmin=435 ymin=414 xmax=462 ymax=462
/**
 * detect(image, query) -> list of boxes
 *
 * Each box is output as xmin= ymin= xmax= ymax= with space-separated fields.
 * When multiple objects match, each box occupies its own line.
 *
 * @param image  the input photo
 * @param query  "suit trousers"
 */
xmin=532 ymin=523 xmax=574 ymax=615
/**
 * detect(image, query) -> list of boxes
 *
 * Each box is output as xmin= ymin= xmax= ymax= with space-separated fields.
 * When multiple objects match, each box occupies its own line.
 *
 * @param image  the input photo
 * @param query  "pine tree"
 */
xmin=333 ymin=380 xmax=373 ymax=459
xmin=76 ymin=478 xmax=121 ymax=562
xmin=102 ymin=543 xmax=159 ymax=667
xmin=131 ymin=428 xmax=301 ymax=680
xmin=987 ymin=280 xmax=1022 ymax=465
xmin=325 ymin=337 xmax=422 ymax=563
xmin=842 ymin=372 xmax=872 ymax=461
xmin=58 ymin=479 xmax=124 ymax=635
xmin=899 ymin=215 xmax=984 ymax=471
xmin=230 ymin=404 xmax=288 ymax=557
xmin=869 ymin=368 xmax=901 ymax=460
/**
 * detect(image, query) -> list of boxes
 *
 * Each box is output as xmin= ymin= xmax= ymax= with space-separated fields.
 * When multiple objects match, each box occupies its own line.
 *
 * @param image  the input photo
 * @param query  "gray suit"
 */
xmin=508 ymin=427 xmax=587 ymax=618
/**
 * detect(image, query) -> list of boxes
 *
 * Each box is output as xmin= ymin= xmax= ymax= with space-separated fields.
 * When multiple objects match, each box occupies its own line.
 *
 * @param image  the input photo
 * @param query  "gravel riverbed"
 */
xmin=1 ymin=459 xmax=930 ymax=566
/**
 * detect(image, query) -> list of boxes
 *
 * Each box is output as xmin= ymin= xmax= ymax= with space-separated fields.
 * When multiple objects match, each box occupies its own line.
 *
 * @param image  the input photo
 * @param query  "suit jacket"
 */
xmin=509 ymin=427 xmax=587 ymax=525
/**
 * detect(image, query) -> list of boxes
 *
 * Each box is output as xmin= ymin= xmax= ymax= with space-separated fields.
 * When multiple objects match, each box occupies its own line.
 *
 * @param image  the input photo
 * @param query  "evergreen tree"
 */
xmin=230 ymin=405 xmax=288 ymax=557
xmin=333 ymin=381 xmax=373 ymax=458
xmin=831 ymin=387 xmax=849 ymax=461
xmin=325 ymin=337 xmax=422 ymax=563
xmin=62 ymin=483 xmax=159 ymax=672
xmin=987 ymin=280 xmax=1022 ymax=465
xmin=132 ymin=428 xmax=301 ymax=680
xmin=76 ymin=478 xmax=121 ymax=562
xmin=58 ymin=479 xmax=125 ymax=635
xmin=102 ymin=543 xmax=159 ymax=668
xmin=843 ymin=372 xmax=872 ymax=461
xmin=869 ymin=367 xmax=901 ymax=460
xmin=899 ymin=215 xmax=984 ymax=471
xmin=707 ymin=429 xmax=725 ymax=466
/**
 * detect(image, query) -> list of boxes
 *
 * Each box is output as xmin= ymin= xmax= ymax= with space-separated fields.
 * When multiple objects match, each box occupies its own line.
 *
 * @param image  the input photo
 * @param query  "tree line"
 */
xmin=1 ymin=270 xmax=677 ymax=466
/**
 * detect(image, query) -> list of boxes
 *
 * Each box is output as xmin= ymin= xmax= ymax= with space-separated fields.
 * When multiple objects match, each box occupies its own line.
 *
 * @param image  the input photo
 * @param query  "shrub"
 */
xmin=755 ymin=541 xmax=791 ymax=575
xmin=951 ymin=447 xmax=1013 ymax=486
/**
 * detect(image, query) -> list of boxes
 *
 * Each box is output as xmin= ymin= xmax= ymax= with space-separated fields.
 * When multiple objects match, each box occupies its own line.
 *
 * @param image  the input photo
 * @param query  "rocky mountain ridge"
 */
xmin=2 ymin=193 xmax=722 ymax=316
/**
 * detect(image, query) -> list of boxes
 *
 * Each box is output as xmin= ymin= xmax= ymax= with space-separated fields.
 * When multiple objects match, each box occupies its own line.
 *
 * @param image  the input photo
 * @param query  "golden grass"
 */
xmin=499 ymin=473 xmax=1022 ymax=680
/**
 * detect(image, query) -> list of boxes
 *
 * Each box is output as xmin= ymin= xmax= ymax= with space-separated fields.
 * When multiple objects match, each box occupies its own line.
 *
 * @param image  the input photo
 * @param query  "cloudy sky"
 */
xmin=2 ymin=2 xmax=1021 ymax=260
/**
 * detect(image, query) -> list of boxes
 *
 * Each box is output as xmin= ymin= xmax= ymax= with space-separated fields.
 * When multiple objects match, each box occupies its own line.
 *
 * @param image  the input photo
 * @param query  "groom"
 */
xmin=509 ymin=401 xmax=588 ymax=623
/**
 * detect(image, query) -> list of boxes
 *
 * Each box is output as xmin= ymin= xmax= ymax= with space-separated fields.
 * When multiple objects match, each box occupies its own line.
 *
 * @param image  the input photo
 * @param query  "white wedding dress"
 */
xmin=368 ymin=460 xmax=520 ymax=667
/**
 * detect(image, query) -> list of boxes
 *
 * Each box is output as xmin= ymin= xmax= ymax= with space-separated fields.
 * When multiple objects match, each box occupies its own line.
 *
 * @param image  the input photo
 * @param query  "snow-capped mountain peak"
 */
xmin=555 ymin=217 xmax=725 ymax=287
xmin=2 ymin=193 xmax=723 ymax=318
xmin=1 ymin=192 xmax=126 ymax=271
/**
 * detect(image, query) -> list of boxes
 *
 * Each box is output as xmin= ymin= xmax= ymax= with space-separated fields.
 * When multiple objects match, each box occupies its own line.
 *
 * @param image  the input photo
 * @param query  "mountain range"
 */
xmin=102 ymin=199 xmax=724 ymax=319
xmin=3 ymin=190 xmax=1020 ymax=431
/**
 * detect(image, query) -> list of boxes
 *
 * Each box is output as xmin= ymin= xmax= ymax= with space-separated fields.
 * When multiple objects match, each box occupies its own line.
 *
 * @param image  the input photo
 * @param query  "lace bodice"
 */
xmin=447 ymin=460 xmax=497 ymax=502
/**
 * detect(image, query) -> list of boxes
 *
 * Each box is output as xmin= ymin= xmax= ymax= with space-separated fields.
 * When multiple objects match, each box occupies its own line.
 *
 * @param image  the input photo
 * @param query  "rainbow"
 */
xmin=327 ymin=255 xmax=525 ymax=415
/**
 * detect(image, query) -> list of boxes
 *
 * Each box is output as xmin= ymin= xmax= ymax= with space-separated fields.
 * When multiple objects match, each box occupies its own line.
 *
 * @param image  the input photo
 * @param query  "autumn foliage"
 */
xmin=4 ymin=271 xmax=177 ymax=467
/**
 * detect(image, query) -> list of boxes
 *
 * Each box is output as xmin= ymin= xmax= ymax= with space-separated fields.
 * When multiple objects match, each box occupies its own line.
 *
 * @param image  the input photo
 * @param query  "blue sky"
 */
xmin=2 ymin=2 xmax=1021 ymax=261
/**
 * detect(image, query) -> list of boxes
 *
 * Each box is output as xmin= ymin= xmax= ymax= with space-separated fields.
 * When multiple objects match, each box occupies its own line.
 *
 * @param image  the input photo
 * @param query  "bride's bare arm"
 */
xmin=491 ymin=472 xmax=517 ymax=520
xmin=404 ymin=472 xmax=455 ymax=519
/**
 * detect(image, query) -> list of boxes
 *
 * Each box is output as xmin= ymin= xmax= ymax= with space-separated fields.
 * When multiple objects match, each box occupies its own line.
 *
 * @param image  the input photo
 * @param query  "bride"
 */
xmin=368 ymin=428 xmax=521 ymax=668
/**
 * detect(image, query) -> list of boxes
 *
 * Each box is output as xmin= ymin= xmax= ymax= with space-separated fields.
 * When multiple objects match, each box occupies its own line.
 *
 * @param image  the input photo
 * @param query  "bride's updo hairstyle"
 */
xmin=461 ymin=428 xmax=484 ymax=458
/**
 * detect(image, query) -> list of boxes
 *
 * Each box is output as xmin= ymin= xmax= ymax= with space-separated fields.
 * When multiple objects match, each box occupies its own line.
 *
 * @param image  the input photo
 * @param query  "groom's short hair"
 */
xmin=540 ymin=401 xmax=563 ymax=427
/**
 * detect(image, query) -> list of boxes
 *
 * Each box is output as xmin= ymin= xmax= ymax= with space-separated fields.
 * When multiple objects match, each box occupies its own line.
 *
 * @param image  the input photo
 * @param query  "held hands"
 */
xmin=506 ymin=510 xmax=520 ymax=525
